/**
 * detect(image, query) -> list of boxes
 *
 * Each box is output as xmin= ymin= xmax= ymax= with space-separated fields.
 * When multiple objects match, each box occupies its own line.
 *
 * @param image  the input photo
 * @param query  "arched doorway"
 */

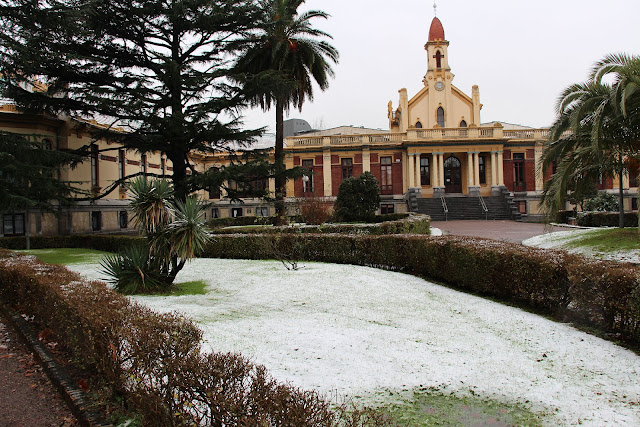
xmin=444 ymin=155 xmax=462 ymax=193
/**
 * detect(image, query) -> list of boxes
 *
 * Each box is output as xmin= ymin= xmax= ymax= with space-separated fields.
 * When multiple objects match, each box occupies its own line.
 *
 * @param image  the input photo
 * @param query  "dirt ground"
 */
xmin=0 ymin=314 xmax=77 ymax=427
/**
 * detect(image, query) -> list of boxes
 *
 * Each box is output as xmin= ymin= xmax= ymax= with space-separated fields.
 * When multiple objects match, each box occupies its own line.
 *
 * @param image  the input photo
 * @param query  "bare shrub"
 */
xmin=298 ymin=197 xmax=333 ymax=225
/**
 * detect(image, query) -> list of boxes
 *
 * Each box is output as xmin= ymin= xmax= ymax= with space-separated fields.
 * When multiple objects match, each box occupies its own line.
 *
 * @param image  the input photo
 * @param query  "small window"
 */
xmin=437 ymin=107 xmax=445 ymax=127
xmin=420 ymin=157 xmax=430 ymax=186
xmin=341 ymin=158 xmax=353 ymax=179
xmin=91 ymin=211 xmax=102 ymax=231
xmin=231 ymin=207 xmax=243 ymax=218
xmin=35 ymin=213 xmax=42 ymax=234
xmin=251 ymin=177 xmax=268 ymax=193
xmin=209 ymin=186 xmax=221 ymax=199
xmin=380 ymin=156 xmax=393 ymax=194
xmin=459 ymin=120 xmax=467 ymax=128
xmin=435 ymin=50 xmax=443 ymax=69
xmin=3 ymin=214 xmax=25 ymax=236
xmin=141 ymin=154 xmax=147 ymax=175
xmin=119 ymin=211 xmax=128 ymax=229
xmin=118 ymin=149 xmax=126 ymax=180
xmin=256 ymin=207 xmax=269 ymax=217
xmin=90 ymin=145 xmax=99 ymax=188
xmin=415 ymin=121 xmax=423 ymax=129
xmin=211 ymin=208 xmax=220 ymax=218
xmin=380 ymin=204 xmax=395 ymax=215
xmin=42 ymin=139 xmax=53 ymax=150
xmin=632 ymin=198 xmax=638 ymax=211
xmin=302 ymin=159 xmax=314 ymax=193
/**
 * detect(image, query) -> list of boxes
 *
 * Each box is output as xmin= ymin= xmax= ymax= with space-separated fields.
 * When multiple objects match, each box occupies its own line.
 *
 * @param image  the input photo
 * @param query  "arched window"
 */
xmin=415 ymin=121 xmax=423 ymax=129
xmin=459 ymin=120 xmax=467 ymax=128
xmin=435 ymin=51 xmax=443 ymax=69
xmin=437 ymin=107 xmax=445 ymax=127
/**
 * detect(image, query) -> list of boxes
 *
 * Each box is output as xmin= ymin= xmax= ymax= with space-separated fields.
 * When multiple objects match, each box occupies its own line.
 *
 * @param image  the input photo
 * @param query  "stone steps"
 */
xmin=414 ymin=195 xmax=514 ymax=221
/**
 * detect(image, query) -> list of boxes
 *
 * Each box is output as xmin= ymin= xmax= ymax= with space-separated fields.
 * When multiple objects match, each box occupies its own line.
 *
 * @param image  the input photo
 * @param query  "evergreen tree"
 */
xmin=0 ymin=0 xmax=264 ymax=201
xmin=0 ymin=131 xmax=82 ymax=211
xmin=334 ymin=172 xmax=381 ymax=222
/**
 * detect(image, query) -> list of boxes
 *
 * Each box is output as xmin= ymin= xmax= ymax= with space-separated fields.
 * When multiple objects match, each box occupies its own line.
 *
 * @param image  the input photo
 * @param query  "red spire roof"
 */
xmin=428 ymin=17 xmax=445 ymax=41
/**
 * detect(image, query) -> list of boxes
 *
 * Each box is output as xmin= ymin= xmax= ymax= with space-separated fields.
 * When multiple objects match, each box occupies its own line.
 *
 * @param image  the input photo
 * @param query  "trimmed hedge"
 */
xmin=211 ymin=214 xmax=430 ymax=236
xmin=577 ymin=211 xmax=639 ymax=227
xmin=205 ymin=234 xmax=640 ymax=344
xmin=207 ymin=213 xmax=411 ymax=229
xmin=3 ymin=231 xmax=638 ymax=345
xmin=0 ymin=251 xmax=391 ymax=425
xmin=0 ymin=234 xmax=142 ymax=252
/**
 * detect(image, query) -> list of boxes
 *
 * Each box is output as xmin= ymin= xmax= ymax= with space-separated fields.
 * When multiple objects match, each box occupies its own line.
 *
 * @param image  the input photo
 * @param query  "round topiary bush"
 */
xmin=334 ymin=171 xmax=381 ymax=222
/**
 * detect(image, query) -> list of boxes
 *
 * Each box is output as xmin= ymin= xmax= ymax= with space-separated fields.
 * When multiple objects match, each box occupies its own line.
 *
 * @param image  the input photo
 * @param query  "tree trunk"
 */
xmin=168 ymin=151 xmax=189 ymax=202
xmin=274 ymin=98 xmax=287 ymax=225
xmin=618 ymin=158 xmax=625 ymax=228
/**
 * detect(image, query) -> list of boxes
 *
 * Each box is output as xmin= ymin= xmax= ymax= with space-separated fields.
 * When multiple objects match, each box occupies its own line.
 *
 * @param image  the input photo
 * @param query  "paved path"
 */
xmin=431 ymin=220 xmax=560 ymax=243
xmin=0 ymin=314 xmax=77 ymax=427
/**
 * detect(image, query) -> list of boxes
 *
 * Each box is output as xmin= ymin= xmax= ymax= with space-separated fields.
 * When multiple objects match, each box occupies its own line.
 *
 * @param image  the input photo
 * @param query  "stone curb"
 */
xmin=0 ymin=302 xmax=111 ymax=427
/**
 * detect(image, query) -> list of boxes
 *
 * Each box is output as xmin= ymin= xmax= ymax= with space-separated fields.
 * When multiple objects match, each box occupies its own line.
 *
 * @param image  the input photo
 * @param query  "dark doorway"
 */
xmin=444 ymin=156 xmax=462 ymax=193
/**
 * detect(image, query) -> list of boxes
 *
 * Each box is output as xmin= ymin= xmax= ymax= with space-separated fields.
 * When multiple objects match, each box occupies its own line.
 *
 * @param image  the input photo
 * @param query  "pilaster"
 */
xmin=323 ymin=149 xmax=332 ymax=197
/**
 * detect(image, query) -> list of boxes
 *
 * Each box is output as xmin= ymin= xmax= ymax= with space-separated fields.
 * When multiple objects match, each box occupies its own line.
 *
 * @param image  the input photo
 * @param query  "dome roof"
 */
xmin=428 ymin=17 xmax=445 ymax=41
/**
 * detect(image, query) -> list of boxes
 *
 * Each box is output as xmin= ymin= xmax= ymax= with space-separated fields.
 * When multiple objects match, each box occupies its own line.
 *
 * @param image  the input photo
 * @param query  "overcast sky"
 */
xmin=239 ymin=0 xmax=640 ymax=133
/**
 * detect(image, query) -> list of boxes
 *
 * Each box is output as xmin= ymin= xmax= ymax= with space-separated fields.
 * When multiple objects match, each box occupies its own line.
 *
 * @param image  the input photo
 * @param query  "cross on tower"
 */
xmin=433 ymin=50 xmax=444 ymax=69
xmin=433 ymin=1 xmax=437 ymax=16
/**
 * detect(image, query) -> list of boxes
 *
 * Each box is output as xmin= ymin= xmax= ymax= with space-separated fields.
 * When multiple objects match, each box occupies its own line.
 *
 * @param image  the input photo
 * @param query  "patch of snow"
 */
xmin=67 ymin=257 xmax=640 ymax=425
xmin=523 ymin=228 xmax=639 ymax=264
xmin=429 ymin=227 xmax=443 ymax=236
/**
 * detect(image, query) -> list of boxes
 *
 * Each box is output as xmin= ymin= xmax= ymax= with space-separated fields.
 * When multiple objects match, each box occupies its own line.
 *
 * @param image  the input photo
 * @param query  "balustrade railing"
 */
xmin=286 ymin=127 xmax=549 ymax=147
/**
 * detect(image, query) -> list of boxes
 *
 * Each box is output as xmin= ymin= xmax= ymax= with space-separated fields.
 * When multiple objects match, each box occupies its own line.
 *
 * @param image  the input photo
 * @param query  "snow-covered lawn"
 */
xmin=523 ymin=227 xmax=640 ymax=264
xmin=69 ymin=257 xmax=640 ymax=426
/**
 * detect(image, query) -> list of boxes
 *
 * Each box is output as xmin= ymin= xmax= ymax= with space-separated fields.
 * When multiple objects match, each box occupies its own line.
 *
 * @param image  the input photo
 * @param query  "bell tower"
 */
xmin=423 ymin=17 xmax=452 ymax=85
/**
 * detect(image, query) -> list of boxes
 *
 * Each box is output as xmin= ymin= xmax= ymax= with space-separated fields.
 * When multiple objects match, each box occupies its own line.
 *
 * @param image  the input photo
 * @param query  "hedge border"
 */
xmin=204 ymin=234 xmax=640 ymax=346
xmin=211 ymin=214 xmax=431 ymax=236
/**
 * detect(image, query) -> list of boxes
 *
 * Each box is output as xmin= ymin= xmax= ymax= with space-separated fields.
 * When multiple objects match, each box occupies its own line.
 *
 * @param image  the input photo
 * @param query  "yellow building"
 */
xmin=280 ymin=16 xmax=638 ymax=220
xmin=0 ymin=102 xmax=173 ymax=236
xmin=1 ymin=16 xmax=637 ymax=237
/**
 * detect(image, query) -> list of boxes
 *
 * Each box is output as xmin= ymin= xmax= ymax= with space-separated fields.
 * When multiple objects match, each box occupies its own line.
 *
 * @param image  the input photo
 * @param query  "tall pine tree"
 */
xmin=0 ymin=0 xmax=264 ymax=201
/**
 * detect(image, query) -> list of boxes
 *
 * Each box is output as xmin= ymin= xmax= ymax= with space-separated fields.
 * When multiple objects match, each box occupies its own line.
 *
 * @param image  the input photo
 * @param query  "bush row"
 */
xmin=206 ymin=213 xmax=411 ymax=229
xmin=205 ymin=234 xmax=640 ymax=344
xmin=0 ymin=234 xmax=142 ymax=252
xmin=577 ymin=211 xmax=639 ymax=227
xmin=211 ymin=215 xmax=430 ymax=236
xmin=0 ymin=251 xmax=390 ymax=426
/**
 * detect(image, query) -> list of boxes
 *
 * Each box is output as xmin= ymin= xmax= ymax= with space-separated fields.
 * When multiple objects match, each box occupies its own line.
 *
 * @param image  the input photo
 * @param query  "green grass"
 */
xmin=18 ymin=248 xmax=209 ymax=297
xmin=373 ymin=388 xmax=544 ymax=426
xmin=17 ymin=248 xmax=112 ymax=265
xmin=564 ymin=228 xmax=640 ymax=252
xmin=158 ymin=280 xmax=208 ymax=296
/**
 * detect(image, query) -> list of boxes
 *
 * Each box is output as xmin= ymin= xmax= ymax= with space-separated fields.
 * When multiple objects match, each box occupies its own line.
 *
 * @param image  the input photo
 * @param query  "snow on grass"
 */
xmin=69 ymin=257 xmax=640 ymax=426
xmin=523 ymin=227 xmax=640 ymax=264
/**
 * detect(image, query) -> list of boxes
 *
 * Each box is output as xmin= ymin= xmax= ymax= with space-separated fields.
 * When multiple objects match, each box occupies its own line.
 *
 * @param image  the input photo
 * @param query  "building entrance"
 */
xmin=444 ymin=155 xmax=462 ymax=193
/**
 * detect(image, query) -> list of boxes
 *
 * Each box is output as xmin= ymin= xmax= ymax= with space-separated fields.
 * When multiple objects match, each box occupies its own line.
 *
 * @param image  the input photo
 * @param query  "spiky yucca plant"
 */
xmin=102 ymin=178 xmax=211 ymax=294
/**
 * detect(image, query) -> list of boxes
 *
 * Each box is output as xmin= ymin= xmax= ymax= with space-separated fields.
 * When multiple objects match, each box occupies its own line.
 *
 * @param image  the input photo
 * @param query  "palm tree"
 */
xmin=541 ymin=54 xmax=640 ymax=227
xmin=234 ymin=0 xmax=338 ymax=223
xmin=102 ymin=177 xmax=211 ymax=293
